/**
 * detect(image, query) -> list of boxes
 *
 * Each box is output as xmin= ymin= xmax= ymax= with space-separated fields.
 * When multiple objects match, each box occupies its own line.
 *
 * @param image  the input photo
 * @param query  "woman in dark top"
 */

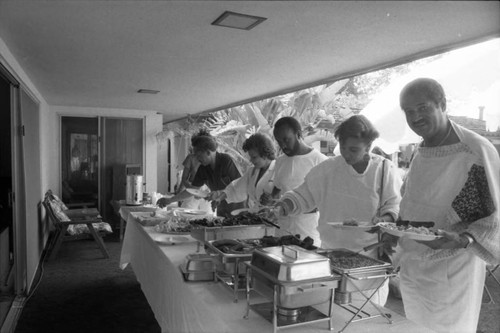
xmin=157 ymin=130 xmax=244 ymax=217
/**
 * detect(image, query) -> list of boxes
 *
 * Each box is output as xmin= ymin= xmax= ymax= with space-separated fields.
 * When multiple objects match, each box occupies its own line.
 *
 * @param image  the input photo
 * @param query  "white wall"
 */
xmin=0 ymin=36 xmax=49 ymax=292
xmin=1 ymin=35 xmax=163 ymax=292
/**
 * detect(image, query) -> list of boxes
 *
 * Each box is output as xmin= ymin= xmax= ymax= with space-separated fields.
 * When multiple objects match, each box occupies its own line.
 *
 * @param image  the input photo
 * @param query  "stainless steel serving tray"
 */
xmin=316 ymin=248 xmax=392 ymax=274
xmin=190 ymin=224 xmax=275 ymax=243
xmin=251 ymin=245 xmax=332 ymax=282
xmin=205 ymin=239 xmax=254 ymax=263
xmin=317 ymin=248 xmax=393 ymax=293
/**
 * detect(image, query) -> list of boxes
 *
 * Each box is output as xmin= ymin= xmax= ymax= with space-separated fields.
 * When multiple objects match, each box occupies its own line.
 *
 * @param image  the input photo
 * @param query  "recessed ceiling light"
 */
xmin=211 ymin=11 xmax=267 ymax=31
xmin=137 ymin=89 xmax=160 ymax=94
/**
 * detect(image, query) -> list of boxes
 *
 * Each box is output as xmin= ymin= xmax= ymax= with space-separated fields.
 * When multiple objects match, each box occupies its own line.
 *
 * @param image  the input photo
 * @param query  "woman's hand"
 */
xmin=260 ymin=192 xmax=276 ymax=206
xmin=206 ymin=191 xmax=226 ymax=202
xmin=157 ymin=197 xmax=171 ymax=208
xmin=416 ymin=230 xmax=468 ymax=250
xmin=272 ymin=200 xmax=292 ymax=217
xmin=380 ymin=232 xmax=399 ymax=256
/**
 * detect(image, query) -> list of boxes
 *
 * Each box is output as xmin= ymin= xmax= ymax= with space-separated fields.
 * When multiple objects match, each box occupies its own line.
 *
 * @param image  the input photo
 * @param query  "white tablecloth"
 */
xmin=119 ymin=207 xmax=434 ymax=333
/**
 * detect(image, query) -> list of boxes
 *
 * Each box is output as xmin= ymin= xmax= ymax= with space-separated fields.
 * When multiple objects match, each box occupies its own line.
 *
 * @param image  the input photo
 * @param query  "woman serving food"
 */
xmin=207 ymin=133 xmax=276 ymax=212
xmin=273 ymin=115 xmax=402 ymax=305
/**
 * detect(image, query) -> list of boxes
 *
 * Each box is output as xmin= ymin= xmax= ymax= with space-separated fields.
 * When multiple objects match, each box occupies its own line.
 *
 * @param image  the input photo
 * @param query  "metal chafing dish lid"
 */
xmin=251 ymin=245 xmax=332 ymax=282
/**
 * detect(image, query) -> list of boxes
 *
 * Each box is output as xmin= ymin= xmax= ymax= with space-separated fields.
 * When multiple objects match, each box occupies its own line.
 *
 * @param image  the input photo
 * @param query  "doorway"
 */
xmin=60 ymin=116 xmax=144 ymax=230
xmin=0 ymin=64 xmax=14 ymax=328
xmin=61 ymin=117 xmax=99 ymax=208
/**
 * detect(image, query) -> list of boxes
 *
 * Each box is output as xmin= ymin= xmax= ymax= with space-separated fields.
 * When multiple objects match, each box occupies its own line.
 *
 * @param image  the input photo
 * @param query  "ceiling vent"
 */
xmin=211 ymin=11 xmax=267 ymax=31
xmin=137 ymin=89 xmax=160 ymax=94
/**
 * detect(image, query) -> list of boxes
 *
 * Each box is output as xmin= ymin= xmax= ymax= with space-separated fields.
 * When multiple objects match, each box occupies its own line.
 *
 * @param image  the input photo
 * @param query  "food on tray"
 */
xmin=210 ymin=235 xmax=316 ymax=254
xmin=396 ymin=220 xmax=435 ymax=228
xmin=326 ymin=253 xmax=380 ymax=269
xmin=239 ymin=235 xmax=316 ymax=250
xmin=189 ymin=212 xmax=273 ymax=228
xmin=154 ymin=216 xmax=192 ymax=234
xmin=342 ymin=218 xmax=358 ymax=226
xmin=211 ymin=239 xmax=253 ymax=254
xmin=380 ymin=222 xmax=436 ymax=235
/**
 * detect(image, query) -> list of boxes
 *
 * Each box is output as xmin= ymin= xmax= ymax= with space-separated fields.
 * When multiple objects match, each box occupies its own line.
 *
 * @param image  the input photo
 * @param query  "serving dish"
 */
xmin=179 ymin=253 xmax=215 ymax=282
xmin=150 ymin=234 xmax=191 ymax=245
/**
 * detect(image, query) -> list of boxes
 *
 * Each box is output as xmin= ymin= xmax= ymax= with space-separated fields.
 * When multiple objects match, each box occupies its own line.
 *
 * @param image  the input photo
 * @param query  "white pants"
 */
xmin=400 ymin=250 xmax=486 ymax=333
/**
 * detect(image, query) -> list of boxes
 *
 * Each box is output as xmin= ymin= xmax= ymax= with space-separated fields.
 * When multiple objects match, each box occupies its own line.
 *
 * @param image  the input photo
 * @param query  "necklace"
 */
xmin=423 ymin=123 xmax=452 ymax=147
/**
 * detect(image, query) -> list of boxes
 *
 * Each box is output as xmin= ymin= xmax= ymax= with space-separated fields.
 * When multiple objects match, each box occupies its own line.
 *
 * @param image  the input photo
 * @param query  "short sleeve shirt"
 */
xmin=192 ymin=152 xmax=245 ymax=217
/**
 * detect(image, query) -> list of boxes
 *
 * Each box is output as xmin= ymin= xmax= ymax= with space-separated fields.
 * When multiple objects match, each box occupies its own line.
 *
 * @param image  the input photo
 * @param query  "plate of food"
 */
xmin=377 ymin=222 xmax=441 ymax=241
xmin=178 ymin=209 xmax=208 ymax=217
xmin=151 ymin=234 xmax=191 ymax=245
xmin=154 ymin=218 xmax=193 ymax=234
xmin=186 ymin=188 xmax=210 ymax=198
xmin=328 ymin=220 xmax=375 ymax=231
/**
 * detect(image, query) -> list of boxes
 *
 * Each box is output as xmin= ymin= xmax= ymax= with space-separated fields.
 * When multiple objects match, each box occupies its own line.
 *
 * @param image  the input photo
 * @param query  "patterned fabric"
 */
xmin=46 ymin=191 xmax=112 ymax=236
xmin=47 ymin=195 xmax=70 ymax=222
xmin=452 ymin=164 xmax=495 ymax=223
xmin=67 ymin=222 xmax=113 ymax=236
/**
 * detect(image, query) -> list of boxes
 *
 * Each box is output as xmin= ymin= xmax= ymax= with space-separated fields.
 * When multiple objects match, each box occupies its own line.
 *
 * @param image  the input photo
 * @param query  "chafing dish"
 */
xmin=179 ymin=253 xmax=215 ymax=282
xmin=205 ymin=239 xmax=255 ymax=302
xmin=317 ymin=248 xmax=393 ymax=304
xmin=190 ymin=224 xmax=275 ymax=243
xmin=245 ymin=245 xmax=340 ymax=333
xmin=317 ymin=248 xmax=395 ymax=333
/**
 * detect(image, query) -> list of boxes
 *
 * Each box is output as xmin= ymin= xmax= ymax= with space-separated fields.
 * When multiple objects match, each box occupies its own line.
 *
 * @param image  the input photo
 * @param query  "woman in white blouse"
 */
xmin=208 ymin=133 xmax=275 ymax=210
xmin=273 ymin=115 xmax=402 ymax=305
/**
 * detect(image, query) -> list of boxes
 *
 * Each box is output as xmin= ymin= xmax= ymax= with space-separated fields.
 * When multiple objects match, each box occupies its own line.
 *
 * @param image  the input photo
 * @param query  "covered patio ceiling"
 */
xmin=0 ymin=1 xmax=499 ymax=123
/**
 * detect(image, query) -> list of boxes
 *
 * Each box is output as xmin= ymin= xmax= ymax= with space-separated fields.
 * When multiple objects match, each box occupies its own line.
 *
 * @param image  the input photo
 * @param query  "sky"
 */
xmin=361 ymin=38 xmax=500 ymax=152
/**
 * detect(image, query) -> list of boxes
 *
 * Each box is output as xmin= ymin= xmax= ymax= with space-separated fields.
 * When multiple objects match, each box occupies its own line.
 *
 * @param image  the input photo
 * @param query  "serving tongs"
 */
xmin=348 ymin=241 xmax=386 ymax=257
xmin=256 ymin=207 xmax=305 ymax=244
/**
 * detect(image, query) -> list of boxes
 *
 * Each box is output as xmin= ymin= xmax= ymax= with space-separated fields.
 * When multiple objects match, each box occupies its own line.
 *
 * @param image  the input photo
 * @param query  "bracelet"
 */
xmin=460 ymin=233 xmax=475 ymax=249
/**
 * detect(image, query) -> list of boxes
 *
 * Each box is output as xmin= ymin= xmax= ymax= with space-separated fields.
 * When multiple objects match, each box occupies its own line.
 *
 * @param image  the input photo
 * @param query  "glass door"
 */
xmin=61 ymin=117 xmax=99 ymax=208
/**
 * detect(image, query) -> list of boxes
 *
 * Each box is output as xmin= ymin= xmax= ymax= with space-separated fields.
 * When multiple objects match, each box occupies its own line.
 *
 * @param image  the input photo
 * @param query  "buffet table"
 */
xmin=119 ymin=207 xmax=434 ymax=333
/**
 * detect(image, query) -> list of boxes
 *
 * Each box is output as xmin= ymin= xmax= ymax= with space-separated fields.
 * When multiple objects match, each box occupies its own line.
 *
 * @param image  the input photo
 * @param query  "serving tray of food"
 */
xmin=189 ymin=212 xmax=276 ymax=242
xmin=133 ymin=211 xmax=168 ymax=226
xmin=377 ymin=221 xmax=441 ymax=241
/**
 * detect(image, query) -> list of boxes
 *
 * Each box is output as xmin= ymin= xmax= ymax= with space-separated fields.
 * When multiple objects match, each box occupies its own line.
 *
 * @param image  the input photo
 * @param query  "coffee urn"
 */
xmin=126 ymin=174 xmax=144 ymax=205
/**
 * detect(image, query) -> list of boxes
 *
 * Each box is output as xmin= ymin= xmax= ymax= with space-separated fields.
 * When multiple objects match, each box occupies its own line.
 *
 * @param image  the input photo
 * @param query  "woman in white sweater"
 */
xmin=274 ymin=115 xmax=402 ymax=305
xmin=208 ymin=133 xmax=276 ymax=210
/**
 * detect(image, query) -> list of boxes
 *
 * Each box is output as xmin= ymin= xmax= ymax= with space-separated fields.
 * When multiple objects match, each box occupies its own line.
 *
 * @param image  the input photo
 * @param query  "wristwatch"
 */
xmin=460 ymin=233 xmax=475 ymax=249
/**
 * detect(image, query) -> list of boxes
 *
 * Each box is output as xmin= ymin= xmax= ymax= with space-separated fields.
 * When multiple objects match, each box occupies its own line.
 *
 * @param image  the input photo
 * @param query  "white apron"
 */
xmin=397 ymin=141 xmax=488 ymax=333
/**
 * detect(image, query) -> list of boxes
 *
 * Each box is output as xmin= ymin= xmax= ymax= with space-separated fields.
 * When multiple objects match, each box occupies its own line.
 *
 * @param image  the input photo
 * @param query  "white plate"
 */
xmin=186 ymin=188 xmax=210 ymax=198
xmin=328 ymin=222 xmax=375 ymax=230
xmin=151 ymin=234 xmax=191 ymax=245
xmin=377 ymin=222 xmax=441 ymax=241
xmin=178 ymin=209 xmax=208 ymax=216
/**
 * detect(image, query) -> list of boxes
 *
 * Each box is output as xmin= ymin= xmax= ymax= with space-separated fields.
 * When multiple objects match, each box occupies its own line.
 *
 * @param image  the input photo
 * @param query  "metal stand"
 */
xmin=483 ymin=264 xmax=500 ymax=304
xmin=214 ymin=256 xmax=246 ymax=302
xmin=244 ymin=265 xmax=336 ymax=333
xmin=337 ymin=273 xmax=395 ymax=333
